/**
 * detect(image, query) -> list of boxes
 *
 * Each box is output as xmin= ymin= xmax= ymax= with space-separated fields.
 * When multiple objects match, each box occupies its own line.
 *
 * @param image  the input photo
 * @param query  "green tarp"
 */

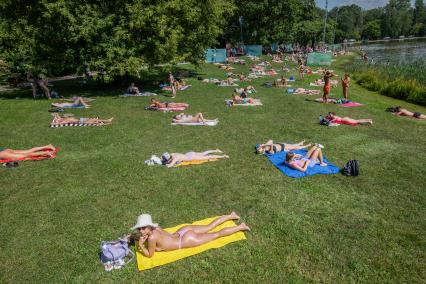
xmin=307 ymin=52 xmax=332 ymax=66
xmin=205 ymin=49 xmax=227 ymax=63
xmin=245 ymin=45 xmax=262 ymax=56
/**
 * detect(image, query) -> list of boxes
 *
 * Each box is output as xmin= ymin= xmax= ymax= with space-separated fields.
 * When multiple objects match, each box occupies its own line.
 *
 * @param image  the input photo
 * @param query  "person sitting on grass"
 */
xmin=0 ymin=144 xmax=56 ymax=161
xmin=390 ymin=106 xmax=426 ymax=119
xmin=172 ymin=113 xmax=217 ymax=124
xmin=51 ymin=97 xmax=91 ymax=108
xmin=274 ymin=76 xmax=288 ymax=87
xmin=285 ymin=145 xmax=327 ymax=172
xmin=131 ymin=212 xmax=250 ymax=258
xmin=150 ymin=98 xmax=188 ymax=109
xmin=326 ymin=112 xmax=373 ymax=125
xmin=126 ymin=83 xmax=140 ymax=95
xmin=51 ymin=113 xmax=114 ymax=125
xmin=255 ymin=140 xmax=311 ymax=154
xmin=161 ymin=150 xmax=229 ymax=168
xmin=232 ymin=94 xmax=254 ymax=104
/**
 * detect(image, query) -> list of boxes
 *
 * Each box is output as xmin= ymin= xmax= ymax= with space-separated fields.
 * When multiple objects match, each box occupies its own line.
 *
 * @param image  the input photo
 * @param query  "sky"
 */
xmin=315 ymin=0 xmax=416 ymax=10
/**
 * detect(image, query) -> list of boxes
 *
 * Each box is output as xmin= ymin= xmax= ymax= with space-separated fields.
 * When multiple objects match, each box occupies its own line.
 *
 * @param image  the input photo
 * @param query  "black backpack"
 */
xmin=342 ymin=160 xmax=359 ymax=176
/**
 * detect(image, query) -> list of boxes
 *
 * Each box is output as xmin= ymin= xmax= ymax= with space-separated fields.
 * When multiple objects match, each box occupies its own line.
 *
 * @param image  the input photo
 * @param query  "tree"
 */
xmin=363 ymin=20 xmax=382 ymax=39
xmin=412 ymin=0 xmax=426 ymax=36
xmin=383 ymin=0 xmax=413 ymax=37
xmin=0 ymin=0 xmax=235 ymax=79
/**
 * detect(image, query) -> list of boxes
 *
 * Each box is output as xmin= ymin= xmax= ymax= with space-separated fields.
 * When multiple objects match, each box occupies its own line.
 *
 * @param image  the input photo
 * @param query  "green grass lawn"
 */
xmin=1 ymin=55 xmax=425 ymax=283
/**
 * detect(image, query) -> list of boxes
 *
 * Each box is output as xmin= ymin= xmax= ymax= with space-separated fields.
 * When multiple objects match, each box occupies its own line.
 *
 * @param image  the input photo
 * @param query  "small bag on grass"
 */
xmin=100 ymin=237 xmax=134 ymax=271
xmin=342 ymin=160 xmax=359 ymax=176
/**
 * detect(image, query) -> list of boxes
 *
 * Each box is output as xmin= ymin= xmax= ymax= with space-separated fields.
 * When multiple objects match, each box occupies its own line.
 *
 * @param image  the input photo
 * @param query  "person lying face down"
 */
xmin=0 ymin=144 xmax=56 ymax=161
xmin=391 ymin=106 xmax=426 ymax=119
xmin=325 ymin=112 xmax=373 ymax=125
xmin=149 ymin=98 xmax=188 ymax=108
xmin=255 ymin=140 xmax=311 ymax=155
xmin=51 ymin=97 xmax=90 ymax=108
xmin=160 ymin=150 xmax=229 ymax=168
xmin=285 ymin=145 xmax=327 ymax=172
xmin=131 ymin=212 xmax=250 ymax=258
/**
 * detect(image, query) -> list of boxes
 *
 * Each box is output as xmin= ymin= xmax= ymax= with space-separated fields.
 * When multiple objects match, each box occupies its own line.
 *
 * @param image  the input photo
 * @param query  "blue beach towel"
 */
xmin=266 ymin=149 xmax=340 ymax=178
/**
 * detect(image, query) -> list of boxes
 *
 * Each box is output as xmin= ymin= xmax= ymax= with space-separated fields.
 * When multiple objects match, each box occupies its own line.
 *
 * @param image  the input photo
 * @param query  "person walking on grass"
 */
xmin=342 ymin=74 xmax=350 ymax=100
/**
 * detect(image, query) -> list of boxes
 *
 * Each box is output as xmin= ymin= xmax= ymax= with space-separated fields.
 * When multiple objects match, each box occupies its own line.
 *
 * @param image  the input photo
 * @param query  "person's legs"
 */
xmin=195 ymin=113 xmax=205 ymax=123
xmin=12 ymin=144 xmax=55 ymax=154
xmin=190 ymin=154 xmax=228 ymax=160
xmin=177 ymin=212 xmax=240 ymax=235
xmin=285 ymin=143 xmax=311 ymax=151
xmin=197 ymin=150 xmax=223 ymax=156
xmin=305 ymin=146 xmax=318 ymax=157
xmin=181 ymin=223 xmax=250 ymax=249
xmin=38 ymin=82 xmax=51 ymax=99
xmin=307 ymin=148 xmax=326 ymax=166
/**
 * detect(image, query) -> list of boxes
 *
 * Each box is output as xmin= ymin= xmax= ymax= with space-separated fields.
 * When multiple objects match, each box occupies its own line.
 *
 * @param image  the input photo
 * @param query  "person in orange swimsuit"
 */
xmin=322 ymin=71 xmax=335 ymax=103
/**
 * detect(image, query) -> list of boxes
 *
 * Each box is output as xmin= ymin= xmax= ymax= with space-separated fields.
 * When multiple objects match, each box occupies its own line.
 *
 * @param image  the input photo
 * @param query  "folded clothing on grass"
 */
xmin=135 ymin=217 xmax=246 ymax=271
xmin=266 ymin=149 xmax=340 ymax=178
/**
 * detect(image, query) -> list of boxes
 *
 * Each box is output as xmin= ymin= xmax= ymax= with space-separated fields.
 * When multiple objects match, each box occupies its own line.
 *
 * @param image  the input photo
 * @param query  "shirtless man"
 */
xmin=341 ymin=74 xmax=350 ymax=100
xmin=322 ymin=71 xmax=335 ymax=103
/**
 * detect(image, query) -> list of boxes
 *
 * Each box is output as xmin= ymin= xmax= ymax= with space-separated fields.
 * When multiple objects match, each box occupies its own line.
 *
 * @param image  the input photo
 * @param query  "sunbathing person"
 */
xmin=51 ymin=97 xmax=90 ymax=108
xmin=322 ymin=70 xmax=336 ymax=103
xmin=326 ymin=112 xmax=372 ymax=125
xmin=255 ymin=140 xmax=311 ymax=154
xmin=172 ymin=113 xmax=217 ymax=124
xmin=51 ymin=113 xmax=114 ymax=125
xmin=126 ymin=83 xmax=140 ymax=94
xmin=285 ymin=145 xmax=327 ymax=172
xmin=161 ymin=150 xmax=229 ymax=168
xmin=150 ymin=99 xmax=188 ymax=109
xmin=0 ymin=144 xmax=56 ymax=161
xmin=132 ymin=212 xmax=250 ymax=258
xmin=390 ymin=106 xmax=426 ymax=119
xmin=232 ymin=94 xmax=254 ymax=104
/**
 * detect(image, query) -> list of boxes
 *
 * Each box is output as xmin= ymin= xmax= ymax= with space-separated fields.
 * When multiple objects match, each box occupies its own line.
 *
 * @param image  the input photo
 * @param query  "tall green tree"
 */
xmin=412 ymin=0 xmax=426 ymax=36
xmin=383 ymin=0 xmax=413 ymax=37
xmin=0 ymin=0 xmax=234 ymax=78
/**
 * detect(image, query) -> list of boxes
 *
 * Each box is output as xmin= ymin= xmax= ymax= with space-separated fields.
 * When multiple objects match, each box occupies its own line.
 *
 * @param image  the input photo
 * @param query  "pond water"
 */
xmin=357 ymin=38 xmax=426 ymax=64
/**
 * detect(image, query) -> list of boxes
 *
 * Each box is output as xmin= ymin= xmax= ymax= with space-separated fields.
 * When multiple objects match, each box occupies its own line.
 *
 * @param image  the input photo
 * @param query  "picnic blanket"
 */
xmin=225 ymin=99 xmax=262 ymax=106
xmin=172 ymin=120 xmax=218 ymax=126
xmin=266 ymin=149 xmax=340 ymax=178
xmin=0 ymin=147 xmax=59 ymax=164
xmin=120 ymin=92 xmax=157 ymax=97
xmin=135 ymin=216 xmax=246 ymax=271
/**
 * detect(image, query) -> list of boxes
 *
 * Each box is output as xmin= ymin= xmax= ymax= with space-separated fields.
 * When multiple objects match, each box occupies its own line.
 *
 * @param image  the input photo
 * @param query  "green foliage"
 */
xmin=0 ymin=0 xmax=235 ymax=78
xmin=347 ymin=60 xmax=426 ymax=106
xmin=383 ymin=0 xmax=413 ymax=37
xmin=362 ymin=20 xmax=382 ymax=40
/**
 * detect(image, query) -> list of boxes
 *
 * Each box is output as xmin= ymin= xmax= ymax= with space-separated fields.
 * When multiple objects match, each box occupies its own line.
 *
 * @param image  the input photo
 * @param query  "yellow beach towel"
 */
xmin=135 ymin=216 xmax=247 ymax=271
xmin=174 ymin=159 xmax=218 ymax=167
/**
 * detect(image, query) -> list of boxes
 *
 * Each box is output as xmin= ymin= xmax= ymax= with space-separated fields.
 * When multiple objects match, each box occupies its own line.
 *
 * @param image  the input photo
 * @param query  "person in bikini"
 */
xmin=132 ymin=212 xmax=250 ymax=258
xmin=322 ymin=70 xmax=335 ymax=103
xmin=0 ymin=144 xmax=56 ymax=161
xmin=161 ymin=150 xmax=229 ymax=168
xmin=255 ymin=140 xmax=311 ymax=154
xmin=275 ymin=76 xmax=288 ymax=87
xmin=51 ymin=97 xmax=91 ymax=108
xmin=51 ymin=113 xmax=114 ymax=125
xmin=232 ymin=94 xmax=254 ymax=104
xmin=326 ymin=112 xmax=372 ymax=125
xmin=391 ymin=106 xmax=426 ymax=119
xmin=150 ymin=98 xmax=188 ymax=109
xmin=341 ymin=74 xmax=350 ymax=100
xmin=172 ymin=113 xmax=217 ymax=124
xmin=285 ymin=145 xmax=327 ymax=172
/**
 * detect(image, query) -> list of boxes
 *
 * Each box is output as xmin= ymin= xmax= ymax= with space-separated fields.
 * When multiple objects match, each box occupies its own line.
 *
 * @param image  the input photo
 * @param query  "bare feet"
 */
xmin=46 ymin=144 xmax=56 ymax=151
xmin=239 ymin=222 xmax=251 ymax=232
xmin=223 ymin=155 xmax=230 ymax=158
xmin=320 ymin=162 xmax=327 ymax=167
xmin=215 ymin=149 xmax=223 ymax=153
xmin=229 ymin=211 xmax=240 ymax=221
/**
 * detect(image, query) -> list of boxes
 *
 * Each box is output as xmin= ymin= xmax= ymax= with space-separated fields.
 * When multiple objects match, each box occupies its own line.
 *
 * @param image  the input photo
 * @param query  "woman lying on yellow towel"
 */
xmin=131 ymin=212 xmax=250 ymax=258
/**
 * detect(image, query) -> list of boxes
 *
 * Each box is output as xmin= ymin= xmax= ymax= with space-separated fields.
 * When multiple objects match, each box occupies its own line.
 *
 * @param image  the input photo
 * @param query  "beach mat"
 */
xmin=135 ymin=217 xmax=246 ymax=271
xmin=266 ymin=149 xmax=340 ymax=178
xmin=172 ymin=120 xmax=218 ymax=126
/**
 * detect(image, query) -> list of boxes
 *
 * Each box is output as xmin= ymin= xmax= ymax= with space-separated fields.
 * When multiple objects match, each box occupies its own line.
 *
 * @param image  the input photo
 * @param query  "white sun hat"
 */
xmin=131 ymin=214 xmax=158 ymax=230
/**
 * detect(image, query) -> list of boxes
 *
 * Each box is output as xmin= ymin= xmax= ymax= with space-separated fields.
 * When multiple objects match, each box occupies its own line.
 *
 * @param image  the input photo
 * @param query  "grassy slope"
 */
xmin=0 ymin=56 xmax=425 ymax=283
